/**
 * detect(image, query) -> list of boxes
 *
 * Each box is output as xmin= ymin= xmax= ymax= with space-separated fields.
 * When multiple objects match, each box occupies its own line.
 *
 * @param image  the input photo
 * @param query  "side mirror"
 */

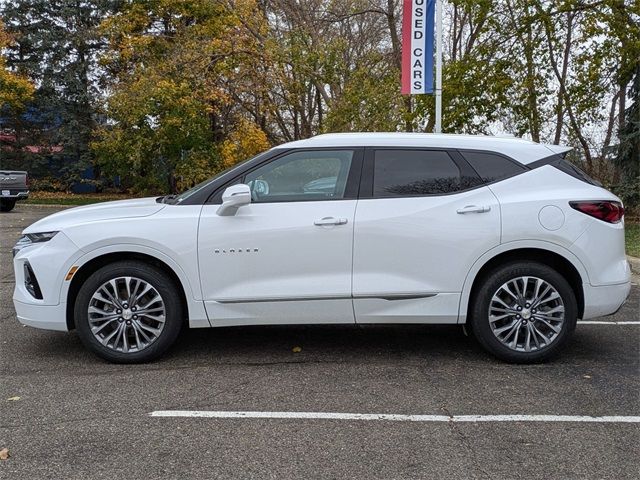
xmin=217 ymin=184 xmax=251 ymax=216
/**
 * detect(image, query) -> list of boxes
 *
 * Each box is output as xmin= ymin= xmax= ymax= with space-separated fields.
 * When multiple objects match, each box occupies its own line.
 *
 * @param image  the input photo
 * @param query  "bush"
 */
xmin=611 ymin=176 xmax=640 ymax=220
xmin=29 ymin=177 xmax=67 ymax=192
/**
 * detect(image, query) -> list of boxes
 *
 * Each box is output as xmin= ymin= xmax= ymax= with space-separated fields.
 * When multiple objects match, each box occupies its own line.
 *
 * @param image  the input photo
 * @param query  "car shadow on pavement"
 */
xmin=15 ymin=324 xmax=489 ymax=367
xmin=13 ymin=322 xmax=633 ymax=370
xmin=171 ymin=324 xmax=483 ymax=362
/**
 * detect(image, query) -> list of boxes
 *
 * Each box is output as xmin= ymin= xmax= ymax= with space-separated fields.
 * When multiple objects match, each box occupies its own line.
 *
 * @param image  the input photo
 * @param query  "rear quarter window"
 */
xmin=556 ymin=159 xmax=600 ymax=186
xmin=460 ymin=151 xmax=526 ymax=183
xmin=527 ymin=154 xmax=601 ymax=187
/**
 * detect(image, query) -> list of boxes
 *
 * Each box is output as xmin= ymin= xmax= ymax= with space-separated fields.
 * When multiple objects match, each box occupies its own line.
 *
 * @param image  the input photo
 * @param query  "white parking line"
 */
xmin=578 ymin=321 xmax=640 ymax=325
xmin=149 ymin=411 xmax=640 ymax=423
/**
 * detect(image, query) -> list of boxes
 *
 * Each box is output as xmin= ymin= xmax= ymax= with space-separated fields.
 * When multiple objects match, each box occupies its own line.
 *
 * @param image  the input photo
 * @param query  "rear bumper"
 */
xmin=1 ymin=190 xmax=29 ymax=200
xmin=582 ymin=281 xmax=631 ymax=320
xmin=13 ymin=299 xmax=68 ymax=331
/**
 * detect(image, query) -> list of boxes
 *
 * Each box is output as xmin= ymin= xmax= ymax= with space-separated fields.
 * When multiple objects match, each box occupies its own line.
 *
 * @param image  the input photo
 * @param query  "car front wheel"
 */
xmin=75 ymin=260 xmax=183 ymax=363
xmin=470 ymin=262 xmax=578 ymax=363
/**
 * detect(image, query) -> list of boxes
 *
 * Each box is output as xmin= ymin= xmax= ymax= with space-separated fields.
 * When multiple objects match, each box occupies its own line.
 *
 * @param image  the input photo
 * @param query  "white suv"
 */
xmin=12 ymin=133 xmax=631 ymax=363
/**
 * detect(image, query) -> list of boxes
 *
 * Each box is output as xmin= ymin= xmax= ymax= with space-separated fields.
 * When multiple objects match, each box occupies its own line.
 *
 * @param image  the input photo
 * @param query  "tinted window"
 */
xmin=528 ymin=154 xmax=601 ymax=186
xmin=461 ymin=151 xmax=526 ymax=182
xmin=244 ymin=150 xmax=353 ymax=202
xmin=557 ymin=159 xmax=600 ymax=186
xmin=373 ymin=150 xmax=463 ymax=197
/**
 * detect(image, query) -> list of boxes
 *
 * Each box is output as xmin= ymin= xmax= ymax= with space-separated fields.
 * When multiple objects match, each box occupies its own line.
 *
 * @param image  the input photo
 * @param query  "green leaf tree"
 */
xmin=1 ymin=0 xmax=119 ymax=183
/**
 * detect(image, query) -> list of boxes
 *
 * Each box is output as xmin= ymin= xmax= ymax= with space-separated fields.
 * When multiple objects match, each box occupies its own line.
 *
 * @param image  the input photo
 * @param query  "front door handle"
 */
xmin=314 ymin=217 xmax=348 ymax=226
xmin=456 ymin=205 xmax=491 ymax=214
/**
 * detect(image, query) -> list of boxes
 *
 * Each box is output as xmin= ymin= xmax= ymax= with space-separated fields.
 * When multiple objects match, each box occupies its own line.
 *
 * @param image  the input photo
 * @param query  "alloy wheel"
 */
xmin=488 ymin=276 xmax=565 ymax=352
xmin=87 ymin=276 xmax=166 ymax=353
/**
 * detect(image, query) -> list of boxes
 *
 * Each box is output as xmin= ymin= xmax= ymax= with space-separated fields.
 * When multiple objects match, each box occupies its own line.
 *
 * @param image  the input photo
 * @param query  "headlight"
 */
xmin=12 ymin=231 xmax=59 ymax=257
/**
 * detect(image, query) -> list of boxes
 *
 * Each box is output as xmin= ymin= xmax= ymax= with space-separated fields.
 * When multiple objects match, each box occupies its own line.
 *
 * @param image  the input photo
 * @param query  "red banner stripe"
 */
xmin=401 ymin=0 xmax=412 ymax=94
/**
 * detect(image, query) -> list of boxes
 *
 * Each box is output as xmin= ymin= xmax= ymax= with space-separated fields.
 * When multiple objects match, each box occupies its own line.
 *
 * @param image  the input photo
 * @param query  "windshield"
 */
xmin=171 ymin=177 xmax=215 ymax=203
xmin=167 ymin=151 xmax=270 ymax=204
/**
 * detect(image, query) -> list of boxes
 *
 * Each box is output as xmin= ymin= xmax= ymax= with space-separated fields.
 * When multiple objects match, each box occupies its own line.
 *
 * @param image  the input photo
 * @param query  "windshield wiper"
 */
xmin=156 ymin=194 xmax=178 ymax=204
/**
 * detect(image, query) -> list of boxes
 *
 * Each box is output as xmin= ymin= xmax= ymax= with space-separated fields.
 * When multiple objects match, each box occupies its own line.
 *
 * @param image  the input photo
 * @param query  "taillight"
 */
xmin=25 ymin=173 xmax=29 ymax=188
xmin=570 ymin=201 xmax=624 ymax=223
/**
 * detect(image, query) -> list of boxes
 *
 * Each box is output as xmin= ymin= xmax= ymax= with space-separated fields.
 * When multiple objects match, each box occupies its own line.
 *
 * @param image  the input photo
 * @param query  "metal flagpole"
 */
xmin=435 ymin=0 xmax=443 ymax=133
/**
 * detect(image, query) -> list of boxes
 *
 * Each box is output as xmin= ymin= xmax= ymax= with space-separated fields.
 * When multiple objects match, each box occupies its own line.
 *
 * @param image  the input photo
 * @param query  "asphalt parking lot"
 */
xmin=1 ymin=205 xmax=639 ymax=480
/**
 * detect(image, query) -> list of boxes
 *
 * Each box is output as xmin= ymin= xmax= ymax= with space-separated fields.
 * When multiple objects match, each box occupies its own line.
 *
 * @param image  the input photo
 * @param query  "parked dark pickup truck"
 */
xmin=0 ymin=170 xmax=29 ymax=212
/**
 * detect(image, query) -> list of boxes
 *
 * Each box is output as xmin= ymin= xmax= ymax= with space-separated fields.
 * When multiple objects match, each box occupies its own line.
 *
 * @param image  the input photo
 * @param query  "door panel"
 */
xmin=353 ymin=148 xmax=501 ymax=324
xmin=353 ymin=188 xmax=500 ymax=323
xmin=199 ymin=201 xmax=357 ymax=324
xmin=198 ymin=148 xmax=361 ymax=326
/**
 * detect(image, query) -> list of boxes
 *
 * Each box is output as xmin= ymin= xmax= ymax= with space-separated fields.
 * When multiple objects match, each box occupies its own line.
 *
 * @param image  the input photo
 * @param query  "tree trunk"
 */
xmin=618 ymin=81 xmax=626 ymax=135
xmin=524 ymin=21 xmax=540 ymax=142
xmin=553 ymin=12 xmax=574 ymax=144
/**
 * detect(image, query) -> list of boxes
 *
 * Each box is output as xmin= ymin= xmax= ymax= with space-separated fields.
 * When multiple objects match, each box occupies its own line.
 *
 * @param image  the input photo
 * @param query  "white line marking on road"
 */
xmin=149 ymin=411 xmax=640 ymax=423
xmin=578 ymin=321 xmax=640 ymax=325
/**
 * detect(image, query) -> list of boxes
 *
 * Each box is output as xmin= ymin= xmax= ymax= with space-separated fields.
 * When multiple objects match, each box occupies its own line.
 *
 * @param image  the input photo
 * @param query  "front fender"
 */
xmin=61 ymin=244 xmax=210 ymax=328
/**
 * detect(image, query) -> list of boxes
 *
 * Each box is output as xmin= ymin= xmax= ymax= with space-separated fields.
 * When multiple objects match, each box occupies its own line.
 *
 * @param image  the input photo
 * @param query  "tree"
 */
xmin=1 ymin=0 xmax=119 ymax=182
xmin=4 ymin=0 xmax=633 ymax=200
xmin=0 ymin=20 xmax=34 ymax=112
xmin=617 ymin=66 xmax=640 ymax=178
xmin=614 ymin=65 xmax=640 ymax=210
xmin=94 ymin=0 xmax=269 ymax=192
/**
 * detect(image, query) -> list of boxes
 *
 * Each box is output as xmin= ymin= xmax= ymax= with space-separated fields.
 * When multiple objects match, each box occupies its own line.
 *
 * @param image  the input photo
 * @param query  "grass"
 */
xmin=626 ymin=222 xmax=640 ymax=258
xmin=24 ymin=192 xmax=134 ymax=206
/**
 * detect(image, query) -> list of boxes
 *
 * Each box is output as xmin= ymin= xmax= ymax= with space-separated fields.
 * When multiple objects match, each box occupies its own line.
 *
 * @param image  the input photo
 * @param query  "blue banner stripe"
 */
xmin=424 ymin=0 xmax=435 ymax=94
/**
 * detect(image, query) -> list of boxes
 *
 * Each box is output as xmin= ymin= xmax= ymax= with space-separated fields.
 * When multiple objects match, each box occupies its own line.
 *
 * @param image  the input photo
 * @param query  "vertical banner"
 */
xmin=401 ymin=0 xmax=435 ymax=95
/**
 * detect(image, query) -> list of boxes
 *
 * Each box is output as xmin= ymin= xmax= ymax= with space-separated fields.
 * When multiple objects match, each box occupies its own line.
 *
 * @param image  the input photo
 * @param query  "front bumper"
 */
xmin=14 ymin=299 xmax=68 ymax=331
xmin=582 ymin=281 xmax=632 ymax=319
xmin=12 ymin=231 xmax=82 ymax=331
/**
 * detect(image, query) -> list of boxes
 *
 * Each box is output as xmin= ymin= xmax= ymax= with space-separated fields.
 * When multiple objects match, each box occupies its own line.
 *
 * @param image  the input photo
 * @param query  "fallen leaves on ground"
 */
xmin=292 ymin=346 xmax=302 ymax=353
xmin=0 ymin=448 xmax=9 ymax=460
xmin=6 ymin=396 xmax=20 ymax=401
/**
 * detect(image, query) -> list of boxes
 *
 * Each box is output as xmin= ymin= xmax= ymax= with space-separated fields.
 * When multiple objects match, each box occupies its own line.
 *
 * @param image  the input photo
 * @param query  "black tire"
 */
xmin=469 ymin=261 xmax=577 ymax=363
xmin=75 ymin=261 xmax=184 ymax=363
xmin=0 ymin=200 xmax=16 ymax=212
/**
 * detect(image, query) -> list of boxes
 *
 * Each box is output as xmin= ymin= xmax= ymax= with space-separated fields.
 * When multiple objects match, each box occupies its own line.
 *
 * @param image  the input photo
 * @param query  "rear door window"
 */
xmin=373 ymin=150 xmax=464 ymax=197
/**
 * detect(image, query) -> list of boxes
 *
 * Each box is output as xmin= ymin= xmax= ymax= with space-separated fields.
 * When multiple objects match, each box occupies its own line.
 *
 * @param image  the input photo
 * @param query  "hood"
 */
xmin=23 ymin=197 xmax=167 ymax=233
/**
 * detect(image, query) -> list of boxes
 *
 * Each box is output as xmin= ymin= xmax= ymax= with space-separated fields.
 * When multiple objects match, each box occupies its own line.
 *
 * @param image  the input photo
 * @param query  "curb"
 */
xmin=628 ymin=256 xmax=640 ymax=275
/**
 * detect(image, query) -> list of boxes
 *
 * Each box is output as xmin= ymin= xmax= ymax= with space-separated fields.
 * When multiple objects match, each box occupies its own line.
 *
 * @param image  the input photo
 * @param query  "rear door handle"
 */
xmin=456 ymin=205 xmax=491 ymax=214
xmin=314 ymin=217 xmax=348 ymax=226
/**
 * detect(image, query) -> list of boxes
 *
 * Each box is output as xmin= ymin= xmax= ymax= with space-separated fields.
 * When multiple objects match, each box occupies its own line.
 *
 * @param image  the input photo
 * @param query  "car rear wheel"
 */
xmin=0 ymin=199 xmax=16 ymax=212
xmin=75 ymin=261 xmax=183 ymax=363
xmin=470 ymin=261 xmax=577 ymax=363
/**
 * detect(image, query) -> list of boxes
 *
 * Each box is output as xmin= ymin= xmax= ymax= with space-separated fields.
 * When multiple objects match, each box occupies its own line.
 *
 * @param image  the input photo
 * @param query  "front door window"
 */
xmin=245 ymin=150 xmax=353 ymax=202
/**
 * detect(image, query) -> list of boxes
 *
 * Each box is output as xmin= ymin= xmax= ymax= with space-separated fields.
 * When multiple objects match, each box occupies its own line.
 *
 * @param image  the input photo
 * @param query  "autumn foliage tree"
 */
xmin=0 ymin=20 xmax=34 ymax=113
xmin=1 ymin=0 xmax=638 ymax=205
xmin=93 ymin=0 xmax=270 ymax=192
